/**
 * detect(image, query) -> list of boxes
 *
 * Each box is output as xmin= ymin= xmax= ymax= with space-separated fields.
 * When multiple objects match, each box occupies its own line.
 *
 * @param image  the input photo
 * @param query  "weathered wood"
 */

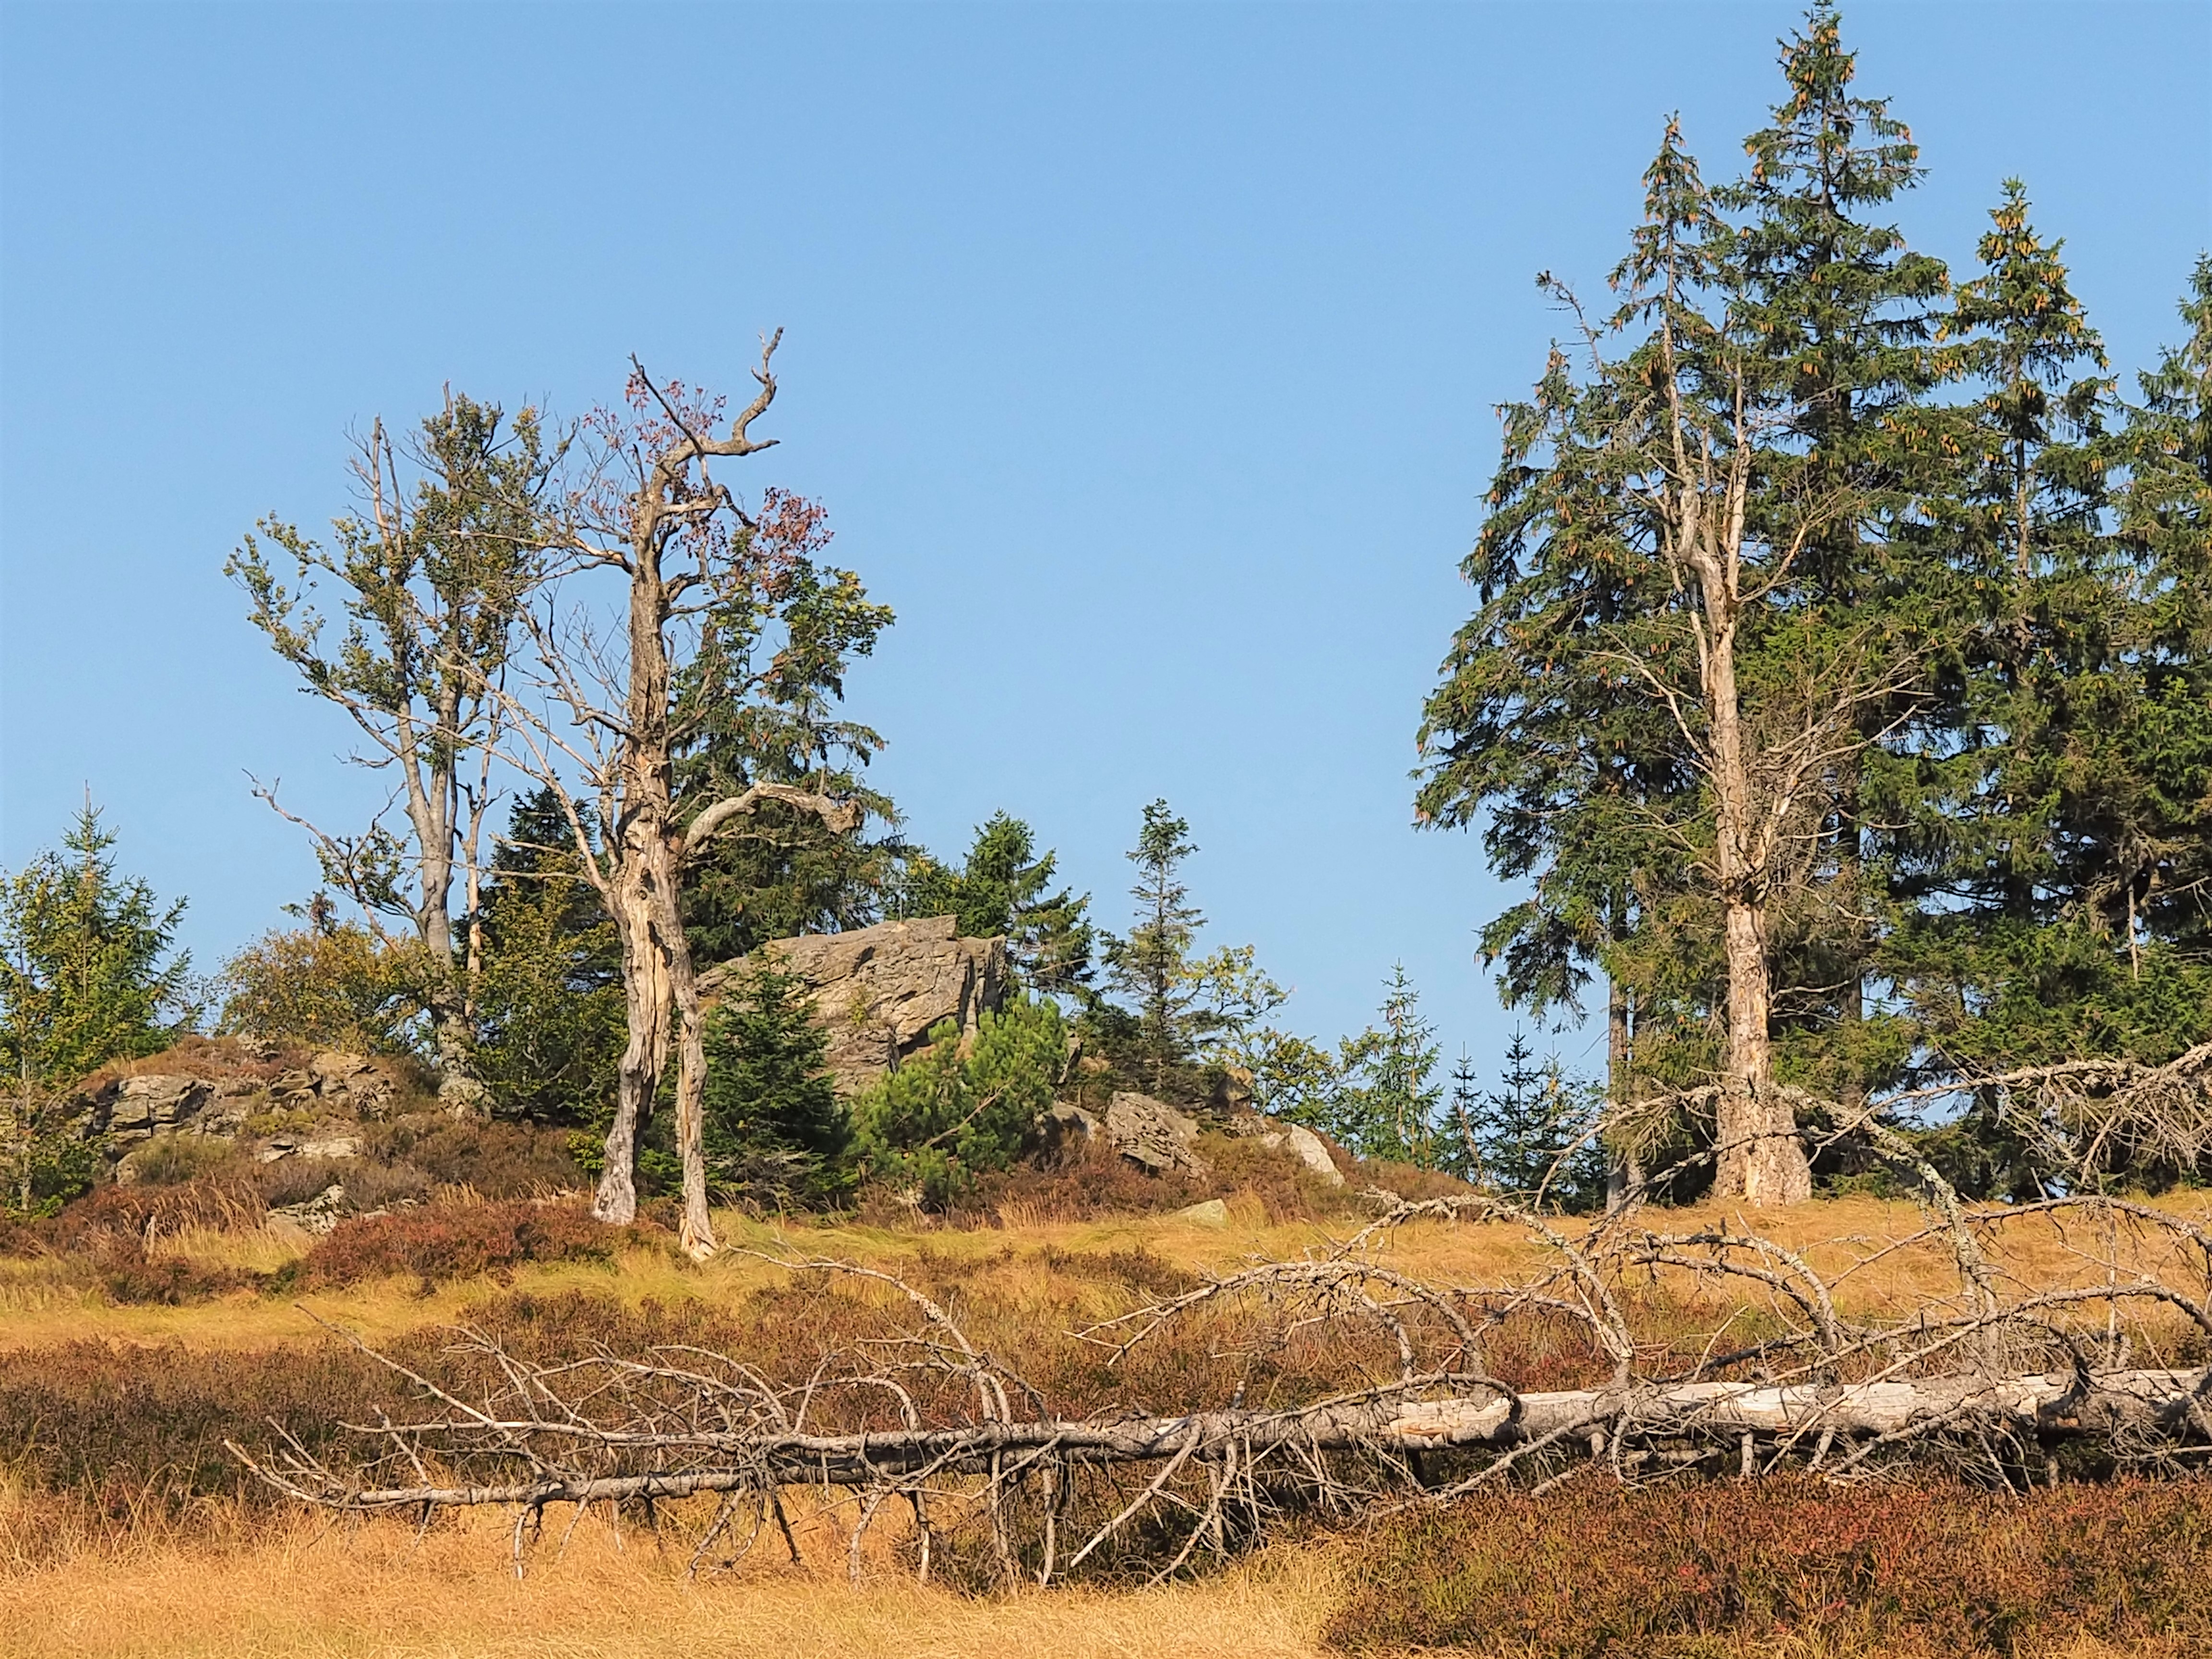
xmin=237 ymin=1367 xmax=2209 ymax=1514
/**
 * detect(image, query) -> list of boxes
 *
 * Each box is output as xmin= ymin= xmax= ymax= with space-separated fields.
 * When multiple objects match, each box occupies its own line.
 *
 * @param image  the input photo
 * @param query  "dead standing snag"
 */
xmin=480 ymin=337 xmax=868 ymax=1258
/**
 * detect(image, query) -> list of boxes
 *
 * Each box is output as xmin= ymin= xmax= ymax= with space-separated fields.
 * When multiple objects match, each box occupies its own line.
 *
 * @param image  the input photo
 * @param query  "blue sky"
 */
xmin=2 ymin=1 xmax=2207 ymax=1078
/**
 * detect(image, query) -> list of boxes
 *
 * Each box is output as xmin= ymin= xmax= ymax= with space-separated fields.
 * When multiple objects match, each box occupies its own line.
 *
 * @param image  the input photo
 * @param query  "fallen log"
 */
xmin=233 ymin=1216 xmax=2212 ymax=1583
xmin=235 ymin=1366 xmax=2211 ymax=1514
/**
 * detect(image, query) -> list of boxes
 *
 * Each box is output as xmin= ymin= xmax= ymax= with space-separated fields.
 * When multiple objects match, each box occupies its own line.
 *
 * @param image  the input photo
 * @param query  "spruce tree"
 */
xmin=1329 ymin=964 xmax=1444 ymax=1166
xmin=676 ymin=539 xmax=900 ymax=966
xmin=1879 ymin=183 xmax=2144 ymax=1088
xmin=1 ymin=804 xmax=193 ymax=1213
xmin=902 ymin=812 xmax=1095 ymax=995
xmin=469 ymin=787 xmax=625 ymax=1125
xmin=699 ymin=958 xmax=848 ymax=1208
xmin=1102 ymin=801 xmax=1205 ymax=1084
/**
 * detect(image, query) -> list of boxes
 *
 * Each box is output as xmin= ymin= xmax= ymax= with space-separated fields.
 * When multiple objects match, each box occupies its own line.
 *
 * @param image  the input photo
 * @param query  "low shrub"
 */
xmin=1349 ymin=1157 xmax=1480 ymax=1203
xmin=119 ymin=1133 xmax=240 ymax=1187
xmin=93 ymin=1244 xmax=261 ymax=1306
xmin=1197 ymin=1133 xmax=1356 ymax=1223
xmin=11 ymin=1178 xmax=263 ymax=1254
xmin=249 ymin=1155 xmax=354 ymax=1209
xmin=1328 ymin=1478 xmax=2212 ymax=1658
xmin=952 ymin=1141 xmax=1202 ymax=1226
xmin=362 ymin=1115 xmax=586 ymax=1197
xmin=281 ymin=1198 xmax=647 ymax=1291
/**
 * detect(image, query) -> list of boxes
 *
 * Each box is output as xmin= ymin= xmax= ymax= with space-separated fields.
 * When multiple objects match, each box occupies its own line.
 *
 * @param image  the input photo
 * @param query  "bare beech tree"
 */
xmin=228 ymin=396 xmax=554 ymax=1113
xmin=488 ymin=337 xmax=866 ymax=1257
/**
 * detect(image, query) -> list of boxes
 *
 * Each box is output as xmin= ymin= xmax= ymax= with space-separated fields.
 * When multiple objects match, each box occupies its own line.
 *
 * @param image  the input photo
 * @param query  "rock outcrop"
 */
xmin=714 ymin=915 xmax=1009 ymax=1097
xmin=65 ymin=1046 xmax=413 ymax=1165
xmin=1226 ymin=1114 xmax=1345 ymax=1187
xmin=1104 ymin=1091 xmax=1208 ymax=1176
xmin=74 ymin=1073 xmax=251 ymax=1146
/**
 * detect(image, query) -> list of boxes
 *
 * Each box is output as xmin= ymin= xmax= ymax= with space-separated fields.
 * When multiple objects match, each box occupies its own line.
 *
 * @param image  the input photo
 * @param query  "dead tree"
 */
xmin=235 ymin=1193 xmax=2212 ymax=1584
xmin=482 ymin=337 xmax=860 ymax=1259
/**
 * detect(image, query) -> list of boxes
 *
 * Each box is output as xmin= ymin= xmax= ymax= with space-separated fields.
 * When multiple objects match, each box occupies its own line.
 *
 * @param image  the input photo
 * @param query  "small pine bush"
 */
xmin=851 ymin=995 xmax=1064 ymax=1208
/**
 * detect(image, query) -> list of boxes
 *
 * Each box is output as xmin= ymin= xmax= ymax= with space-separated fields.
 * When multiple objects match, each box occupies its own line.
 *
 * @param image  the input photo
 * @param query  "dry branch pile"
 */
xmin=236 ymin=1190 xmax=2212 ymax=1584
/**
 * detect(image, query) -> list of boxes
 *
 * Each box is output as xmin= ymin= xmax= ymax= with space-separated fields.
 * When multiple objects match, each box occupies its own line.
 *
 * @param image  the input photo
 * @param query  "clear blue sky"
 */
xmin=3 ymin=1 xmax=2207 ymax=1079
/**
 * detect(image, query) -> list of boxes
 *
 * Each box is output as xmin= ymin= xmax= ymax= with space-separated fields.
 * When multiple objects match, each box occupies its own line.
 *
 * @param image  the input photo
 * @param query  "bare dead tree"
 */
xmin=477 ymin=337 xmax=860 ymax=1259
xmin=234 ymin=1188 xmax=2211 ymax=1583
xmin=228 ymin=395 xmax=556 ymax=1114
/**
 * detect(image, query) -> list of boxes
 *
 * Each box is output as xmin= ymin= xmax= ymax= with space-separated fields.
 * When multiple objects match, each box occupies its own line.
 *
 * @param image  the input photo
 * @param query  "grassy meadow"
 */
xmin=4 ymin=1191 xmax=2210 ymax=1658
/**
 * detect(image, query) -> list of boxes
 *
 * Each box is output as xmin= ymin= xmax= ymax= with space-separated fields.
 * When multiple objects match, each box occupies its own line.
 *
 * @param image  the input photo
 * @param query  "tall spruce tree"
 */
xmin=1102 ymin=801 xmax=1205 ymax=1085
xmin=1422 ymin=7 xmax=1967 ymax=1204
xmin=1878 ymin=183 xmax=2135 ymax=1090
xmin=2112 ymin=260 xmax=2212 ymax=981
xmin=1716 ymin=0 xmax=1951 ymax=1106
xmin=676 ymin=534 xmax=900 ymax=966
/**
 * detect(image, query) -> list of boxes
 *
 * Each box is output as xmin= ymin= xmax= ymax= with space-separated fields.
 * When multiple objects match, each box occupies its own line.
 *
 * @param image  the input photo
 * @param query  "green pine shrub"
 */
xmin=700 ymin=957 xmax=849 ymax=1208
xmin=852 ymin=995 xmax=1065 ymax=1209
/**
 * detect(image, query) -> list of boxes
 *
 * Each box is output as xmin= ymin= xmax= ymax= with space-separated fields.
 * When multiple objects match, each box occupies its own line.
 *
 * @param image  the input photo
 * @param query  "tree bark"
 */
xmin=1684 ymin=511 xmax=1812 ymax=1207
xmin=250 ymin=1366 xmax=2212 ymax=1512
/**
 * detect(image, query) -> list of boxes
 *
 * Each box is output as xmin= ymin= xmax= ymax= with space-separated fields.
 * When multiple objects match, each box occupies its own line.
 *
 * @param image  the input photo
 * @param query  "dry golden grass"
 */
xmin=4 ymin=1189 xmax=2209 ymax=1659
xmin=0 ymin=1501 xmax=1339 ymax=1659
xmin=1 ymin=1494 xmax=2198 ymax=1659
xmin=4 ymin=1190 xmax=2206 ymax=1354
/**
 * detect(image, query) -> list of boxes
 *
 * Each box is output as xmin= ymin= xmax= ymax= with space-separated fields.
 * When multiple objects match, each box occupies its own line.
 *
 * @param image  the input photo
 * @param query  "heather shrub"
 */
xmin=19 ymin=1177 xmax=263 ymax=1252
xmin=362 ymin=1114 xmax=586 ymax=1196
xmin=281 ymin=1198 xmax=642 ymax=1290
xmin=119 ymin=1133 xmax=236 ymax=1187
xmin=1328 ymin=1479 xmax=2212 ymax=1657
xmin=953 ymin=1140 xmax=1201 ymax=1225
xmin=247 ymin=1155 xmax=353 ymax=1209
xmin=1198 ymin=1132 xmax=1355 ymax=1222
xmin=0 ymin=1339 xmax=394 ymax=1520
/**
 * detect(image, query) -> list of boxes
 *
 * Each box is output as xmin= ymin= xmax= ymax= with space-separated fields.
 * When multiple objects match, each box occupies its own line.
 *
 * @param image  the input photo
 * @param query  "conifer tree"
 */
xmin=1102 ymin=801 xmax=1205 ymax=1084
xmin=902 ymin=813 xmax=1094 ymax=995
xmin=468 ymin=787 xmax=625 ymax=1125
xmin=1 ymin=805 xmax=193 ymax=1213
xmin=700 ymin=957 xmax=848 ymax=1208
xmin=1879 ymin=183 xmax=2139 ymax=1083
xmin=1329 ymin=964 xmax=1444 ymax=1166
xmin=1422 ymin=6 xmax=1977 ymax=1204
xmin=2112 ymin=260 xmax=2212 ymax=977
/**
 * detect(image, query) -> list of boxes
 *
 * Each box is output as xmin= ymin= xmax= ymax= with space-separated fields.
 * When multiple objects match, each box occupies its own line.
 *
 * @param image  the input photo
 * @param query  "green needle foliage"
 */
xmin=1419 ymin=1 xmax=2212 ymax=1193
xmin=699 ymin=957 xmax=849 ymax=1209
xmin=849 ymin=996 xmax=1066 ymax=1210
xmin=899 ymin=812 xmax=1096 ymax=996
xmin=468 ymin=787 xmax=625 ymax=1127
xmin=1 ymin=804 xmax=194 ymax=1214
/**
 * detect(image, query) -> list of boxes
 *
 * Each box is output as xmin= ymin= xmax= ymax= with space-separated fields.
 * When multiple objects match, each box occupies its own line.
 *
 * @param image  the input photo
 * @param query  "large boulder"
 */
xmin=1105 ymin=1091 xmax=1208 ymax=1176
xmin=1229 ymin=1112 xmax=1346 ymax=1187
xmin=711 ymin=915 xmax=1010 ymax=1097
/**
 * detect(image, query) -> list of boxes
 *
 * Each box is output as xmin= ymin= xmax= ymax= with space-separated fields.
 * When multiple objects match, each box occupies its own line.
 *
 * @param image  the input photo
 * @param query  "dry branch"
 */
xmin=234 ymin=1199 xmax=2212 ymax=1583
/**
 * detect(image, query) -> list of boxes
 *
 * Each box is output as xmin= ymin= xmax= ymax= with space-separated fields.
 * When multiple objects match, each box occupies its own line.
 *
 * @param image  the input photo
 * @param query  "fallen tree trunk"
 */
xmin=233 ymin=1214 xmax=2212 ymax=1582
xmin=236 ymin=1367 xmax=2211 ymax=1514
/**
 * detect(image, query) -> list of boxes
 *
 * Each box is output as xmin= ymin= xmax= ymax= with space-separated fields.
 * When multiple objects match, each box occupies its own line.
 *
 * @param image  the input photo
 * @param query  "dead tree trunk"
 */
xmin=493 ymin=342 xmax=866 ymax=1256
